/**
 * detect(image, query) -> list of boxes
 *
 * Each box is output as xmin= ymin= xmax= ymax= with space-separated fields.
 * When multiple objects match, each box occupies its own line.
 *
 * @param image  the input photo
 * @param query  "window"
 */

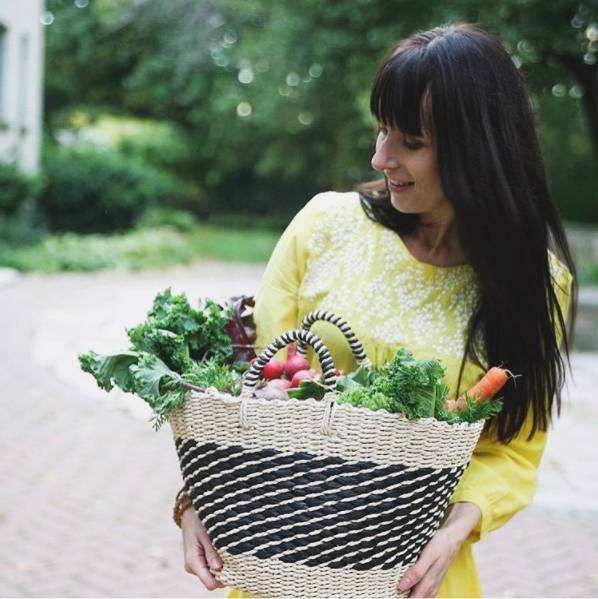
xmin=0 ymin=24 xmax=6 ymax=121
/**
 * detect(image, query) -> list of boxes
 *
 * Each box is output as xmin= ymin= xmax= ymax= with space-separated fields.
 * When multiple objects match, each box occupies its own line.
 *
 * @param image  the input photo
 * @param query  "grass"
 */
xmin=186 ymin=225 xmax=281 ymax=263
xmin=0 ymin=224 xmax=280 ymax=273
xmin=578 ymin=262 xmax=598 ymax=285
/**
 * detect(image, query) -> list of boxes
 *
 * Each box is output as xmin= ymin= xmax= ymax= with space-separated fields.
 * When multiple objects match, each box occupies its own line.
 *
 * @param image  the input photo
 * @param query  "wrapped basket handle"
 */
xmin=297 ymin=310 xmax=372 ymax=369
xmin=242 ymin=328 xmax=337 ymax=393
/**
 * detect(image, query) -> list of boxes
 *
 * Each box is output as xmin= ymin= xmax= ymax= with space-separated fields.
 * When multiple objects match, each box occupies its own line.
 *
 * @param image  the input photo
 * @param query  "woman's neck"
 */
xmin=402 ymin=221 xmax=467 ymax=266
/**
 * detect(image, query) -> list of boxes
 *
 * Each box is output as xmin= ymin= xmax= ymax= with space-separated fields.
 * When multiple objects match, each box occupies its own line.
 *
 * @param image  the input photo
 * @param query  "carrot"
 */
xmin=447 ymin=366 xmax=519 ymax=412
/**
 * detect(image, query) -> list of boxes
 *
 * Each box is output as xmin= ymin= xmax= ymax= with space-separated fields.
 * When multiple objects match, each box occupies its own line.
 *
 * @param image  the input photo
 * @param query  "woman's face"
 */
xmin=371 ymin=123 xmax=454 ymax=226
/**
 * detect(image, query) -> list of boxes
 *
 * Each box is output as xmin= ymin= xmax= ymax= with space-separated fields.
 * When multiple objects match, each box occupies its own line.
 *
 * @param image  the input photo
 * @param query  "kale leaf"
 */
xmin=126 ymin=288 xmax=234 ymax=371
xmin=79 ymin=287 xmax=240 ymax=431
xmin=337 ymin=348 xmax=448 ymax=419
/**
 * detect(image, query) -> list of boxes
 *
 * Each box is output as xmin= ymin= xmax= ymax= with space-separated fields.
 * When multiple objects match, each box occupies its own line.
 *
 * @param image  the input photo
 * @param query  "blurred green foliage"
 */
xmin=0 ymin=227 xmax=194 ymax=272
xmin=0 ymin=162 xmax=41 ymax=217
xmin=38 ymin=145 xmax=200 ymax=233
xmin=43 ymin=0 xmax=597 ymax=224
xmin=0 ymin=0 xmax=593 ymax=276
xmin=0 ymin=223 xmax=279 ymax=272
xmin=51 ymin=111 xmax=198 ymax=180
xmin=0 ymin=162 xmax=46 ymax=249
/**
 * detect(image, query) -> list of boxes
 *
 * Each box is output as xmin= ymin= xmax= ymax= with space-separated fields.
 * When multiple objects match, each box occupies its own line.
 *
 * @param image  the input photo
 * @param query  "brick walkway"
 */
xmin=1 ymin=264 xmax=596 ymax=598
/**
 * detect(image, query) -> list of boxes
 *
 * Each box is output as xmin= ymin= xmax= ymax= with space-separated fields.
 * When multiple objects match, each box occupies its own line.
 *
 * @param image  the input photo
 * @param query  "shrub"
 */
xmin=0 ymin=161 xmax=40 ymax=217
xmin=0 ymin=213 xmax=46 ymax=248
xmin=135 ymin=206 xmax=199 ymax=232
xmin=38 ymin=145 xmax=201 ymax=233
xmin=52 ymin=111 xmax=194 ymax=176
xmin=0 ymin=227 xmax=193 ymax=272
xmin=107 ymin=117 xmax=193 ymax=175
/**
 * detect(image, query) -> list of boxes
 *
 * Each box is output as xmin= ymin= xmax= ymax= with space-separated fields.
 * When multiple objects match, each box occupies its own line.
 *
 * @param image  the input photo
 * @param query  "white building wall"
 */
xmin=0 ymin=0 xmax=44 ymax=173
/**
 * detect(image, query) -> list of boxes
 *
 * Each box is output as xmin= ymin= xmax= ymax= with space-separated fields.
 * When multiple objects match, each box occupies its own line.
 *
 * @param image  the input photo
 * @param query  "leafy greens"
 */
xmin=79 ymin=288 xmax=244 ymax=431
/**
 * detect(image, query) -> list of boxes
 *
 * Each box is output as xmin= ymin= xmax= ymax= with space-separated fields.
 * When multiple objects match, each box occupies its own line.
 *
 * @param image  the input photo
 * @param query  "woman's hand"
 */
xmin=397 ymin=502 xmax=481 ymax=597
xmin=180 ymin=506 xmax=225 ymax=591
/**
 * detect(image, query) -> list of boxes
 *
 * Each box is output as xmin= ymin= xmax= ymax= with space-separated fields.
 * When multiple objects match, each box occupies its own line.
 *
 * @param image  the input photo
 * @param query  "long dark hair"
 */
xmin=358 ymin=22 xmax=578 ymax=443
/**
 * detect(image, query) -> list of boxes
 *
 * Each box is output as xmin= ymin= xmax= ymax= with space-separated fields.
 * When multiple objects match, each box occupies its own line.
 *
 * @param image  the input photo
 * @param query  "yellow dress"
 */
xmin=226 ymin=190 xmax=573 ymax=598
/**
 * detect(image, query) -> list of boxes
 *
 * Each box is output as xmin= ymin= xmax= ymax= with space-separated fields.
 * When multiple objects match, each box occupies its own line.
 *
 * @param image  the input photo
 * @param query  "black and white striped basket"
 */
xmin=168 ymin=311 xmax=484 ymax=598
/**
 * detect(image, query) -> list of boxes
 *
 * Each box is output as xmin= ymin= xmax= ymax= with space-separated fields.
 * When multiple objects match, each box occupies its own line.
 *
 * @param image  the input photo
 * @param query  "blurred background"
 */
xmin=1 ymin=1 xmax=597 ymax=598
xmin=0 ymin=0 xmax=597 ymax=280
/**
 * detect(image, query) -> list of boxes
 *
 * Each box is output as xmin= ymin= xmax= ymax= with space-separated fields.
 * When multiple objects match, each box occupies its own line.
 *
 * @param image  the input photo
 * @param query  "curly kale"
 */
xmin=126 ymin=288 xmax=233 ymax=371
xmin=79 ymin=350 xmax=138 ymax=393
xmin=337 ymin=348 xmax=447 ymax=419
xmin=374 ymin=348 xmax=446 ymax=418
xmin=183 ymin=357 xmax=245 ymax=397
xmin=434 ymin=394 xmax=504 ymax=424
xmin=79 ymin=287 xmax=240 ymax=431
xmin=336 ymin=347 xmax=502 ymax=424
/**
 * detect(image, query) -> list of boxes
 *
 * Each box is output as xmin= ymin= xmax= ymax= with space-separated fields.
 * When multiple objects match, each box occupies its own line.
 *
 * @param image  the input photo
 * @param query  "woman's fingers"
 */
xmin=183 ymin=541 xmax=223 ymax=590
xmin=398 ymin=528 xmax=457 ymax=598
xmin=181 ymin=509 xmax=225 ymax=590
xmin=194 ymin=521 xmax=223 ymax=570
xmin=398 ymin=547 xmax=437 ymax=592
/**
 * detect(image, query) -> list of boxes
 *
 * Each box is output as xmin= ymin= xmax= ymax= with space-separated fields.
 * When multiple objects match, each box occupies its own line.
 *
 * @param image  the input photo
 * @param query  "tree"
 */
xmin=44 ymin=0 xmax=598 ymax=221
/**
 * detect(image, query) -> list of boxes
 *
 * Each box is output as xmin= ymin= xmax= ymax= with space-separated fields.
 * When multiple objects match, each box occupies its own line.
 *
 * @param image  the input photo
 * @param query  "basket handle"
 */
xmin=242 ymin=328 xmax=337 ymax=394
xmin=296 ymin=310 xmax=372 ymax=369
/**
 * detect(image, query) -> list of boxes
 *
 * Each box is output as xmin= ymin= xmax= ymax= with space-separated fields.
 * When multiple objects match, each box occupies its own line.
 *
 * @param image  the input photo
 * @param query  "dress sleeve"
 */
xmin=449 ymin=260 xmax=574 ymax=543
xmin=253 ymin=193 xmax=326 ymax=356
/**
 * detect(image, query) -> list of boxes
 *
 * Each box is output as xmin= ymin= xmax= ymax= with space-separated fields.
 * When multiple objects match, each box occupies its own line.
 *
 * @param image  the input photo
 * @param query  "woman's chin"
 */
xmin=390 ymin=194 xmax=415 ymax=213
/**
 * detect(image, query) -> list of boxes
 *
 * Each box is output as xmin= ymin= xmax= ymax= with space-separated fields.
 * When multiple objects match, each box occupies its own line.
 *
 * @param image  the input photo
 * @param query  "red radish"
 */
xmin=262 ymin=359 xmax=284 ymax=380
xmin=270 ymin=378 xmax=292 ymax=390
xmin=287 ymin=343 xmax=297 ymax=359
xmin=284 ymin=354 xmax=310 ymax=378
xmin=254 ymin=382 xmax=289 ymax=401
xmin=290 ymin=369 xmax=317 ymax=388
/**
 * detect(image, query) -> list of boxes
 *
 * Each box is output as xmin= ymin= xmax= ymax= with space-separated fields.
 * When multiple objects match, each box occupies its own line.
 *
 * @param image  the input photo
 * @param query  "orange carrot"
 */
xmin=447 ymin=366 xmax=518 ymax=412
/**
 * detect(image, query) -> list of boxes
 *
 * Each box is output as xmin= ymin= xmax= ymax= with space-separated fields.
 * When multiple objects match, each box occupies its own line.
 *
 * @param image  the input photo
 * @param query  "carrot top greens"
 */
xmin=335 ymin=349 xmax=503 ymax=423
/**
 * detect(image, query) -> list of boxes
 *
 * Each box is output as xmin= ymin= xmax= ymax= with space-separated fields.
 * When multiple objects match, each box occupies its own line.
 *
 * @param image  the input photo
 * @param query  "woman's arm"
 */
xmin=446 ymin=419 xmax=548 ymax=543
xmin=398 ymin=260 xmax=574 ymax=596
xmin=446 ymin=259 xmax=573 ymax=545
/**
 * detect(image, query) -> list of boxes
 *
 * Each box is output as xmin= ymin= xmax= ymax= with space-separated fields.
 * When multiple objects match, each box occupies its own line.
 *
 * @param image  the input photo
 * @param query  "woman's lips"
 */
xmin=389 ymin=180 xmax=414 ymax=192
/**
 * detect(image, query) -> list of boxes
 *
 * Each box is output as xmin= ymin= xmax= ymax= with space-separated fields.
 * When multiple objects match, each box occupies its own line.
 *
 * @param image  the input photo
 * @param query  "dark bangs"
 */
xmin=370 ymin=45 xmax=435 ymax=140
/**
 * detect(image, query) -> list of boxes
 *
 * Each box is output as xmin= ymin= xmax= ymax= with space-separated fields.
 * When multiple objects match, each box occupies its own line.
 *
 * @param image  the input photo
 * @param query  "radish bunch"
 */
xmin=264 ymin=343 xmax=320 ymax=387
xmin=254 ymin=343 xmax=321 ymax=401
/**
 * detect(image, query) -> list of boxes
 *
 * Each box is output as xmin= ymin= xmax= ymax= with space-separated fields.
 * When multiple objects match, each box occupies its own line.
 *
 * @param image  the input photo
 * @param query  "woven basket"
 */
xmin=169 ymin=312 xmax=484 ymax=598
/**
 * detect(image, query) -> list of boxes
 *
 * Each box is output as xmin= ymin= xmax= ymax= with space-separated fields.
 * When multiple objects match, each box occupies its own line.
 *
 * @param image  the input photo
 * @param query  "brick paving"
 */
xmin=1 ymin=264 xmax=597 ymax=598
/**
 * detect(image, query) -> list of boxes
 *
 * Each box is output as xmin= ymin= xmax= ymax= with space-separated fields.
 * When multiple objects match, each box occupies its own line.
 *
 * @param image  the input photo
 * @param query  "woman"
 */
xmin=177 ymin=22 xmax=577 ymax=598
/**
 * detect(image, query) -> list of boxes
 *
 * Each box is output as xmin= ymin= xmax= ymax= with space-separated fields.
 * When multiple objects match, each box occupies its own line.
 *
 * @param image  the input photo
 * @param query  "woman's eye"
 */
xmin=404 ymin=141 xmax=423 ymax=150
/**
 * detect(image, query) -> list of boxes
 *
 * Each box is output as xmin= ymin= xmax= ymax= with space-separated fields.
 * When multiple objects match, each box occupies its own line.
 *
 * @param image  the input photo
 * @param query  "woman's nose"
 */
xmin=371 ymin=142 xmax=399 ymax=172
